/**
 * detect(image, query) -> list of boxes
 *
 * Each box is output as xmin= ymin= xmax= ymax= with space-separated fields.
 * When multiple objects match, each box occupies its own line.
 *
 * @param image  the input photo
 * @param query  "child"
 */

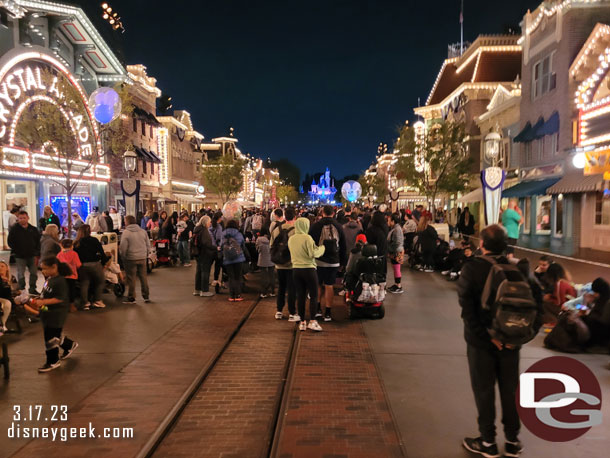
xmin=256 ymin=228 xmax=275 ymax=298
xmin=57 ymin=239 xmax=81 ymax=312
xmin=30 ymin=257 xmax=78 ymax=373
xmin=103 ymin=251 xmax=123 ymax=290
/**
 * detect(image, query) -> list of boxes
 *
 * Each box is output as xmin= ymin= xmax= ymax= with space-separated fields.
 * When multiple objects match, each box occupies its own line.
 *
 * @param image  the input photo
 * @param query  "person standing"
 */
xmin=269 ymin=208 xmax=284 ymax=235
xmin=72 ymin=212 xmax=85 ymax=231
xmin=256 ymin=227 xmax=275 ymax=298
xmin=309 ymin=205 xmax=347 ymax=322
xmin=38 ymin=205 xmax=61 ymax=233
xmin=109 ymin=207 xmax=122 ymax=232
xmin=7 ymin=205 xmax=19 ymax=231
xmin=365 ymin=211 xmax=389 ymax=257
xmin=222 ymin=219 xmax=248 ymax=302
xmin=271 ymin=206 xmax=298 ymax=321
xmin=417 ymin=215 xmax=438 ymax=272
xmin=103 ymin=210 xmax=114 ymax=232
xmin=40 ymin=224 xmax=61 ymax=261
xmin=86 ymin=206 xmax=108 ymax=233
xmin=501 ymin=200 xmax=522 ymax=246
xmin=192 ymin=215 xmax=216 ymax=297
xmin=386 ymin=213 xmax=404 ymax=294
xmin=288 ymin=217 xmax=325 ymax=331
xmin=7 ymin=210 xmax=40 ymax=294
xmin=342 ymin=213 xmax=363 ymax=253
xmin=458 ymin=206 xmax=475 ymax=242
xmin=120 ymin=215 xmax=151 ymax=304
xmin=457 ymin=225 xmax=542 ymax=458
xmin=209 ymin=212 xmax=225 ymax=294
xmin=177 ymin=213 xmax=194 ymax=267
xmin=74 ymin=225 xmax=107 ymax=310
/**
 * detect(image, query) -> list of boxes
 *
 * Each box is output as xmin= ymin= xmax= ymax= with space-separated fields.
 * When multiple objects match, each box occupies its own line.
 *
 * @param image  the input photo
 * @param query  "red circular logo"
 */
xmin=516 ymin=356 xmax=602 ymax=442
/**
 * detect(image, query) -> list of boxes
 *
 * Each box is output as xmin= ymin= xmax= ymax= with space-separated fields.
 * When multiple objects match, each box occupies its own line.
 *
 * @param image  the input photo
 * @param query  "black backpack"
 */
xmin=270 ymin=222 xmax=292 ymax=265
xmin=480 ymin=256 xmax=539 ymax=346
xmin=223 ymin=235 xmax=242 ymax=261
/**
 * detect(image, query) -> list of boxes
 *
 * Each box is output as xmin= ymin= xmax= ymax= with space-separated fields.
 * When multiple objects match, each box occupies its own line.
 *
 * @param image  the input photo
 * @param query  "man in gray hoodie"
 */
xmin=120 ymin=215 xmax=151 ymax=303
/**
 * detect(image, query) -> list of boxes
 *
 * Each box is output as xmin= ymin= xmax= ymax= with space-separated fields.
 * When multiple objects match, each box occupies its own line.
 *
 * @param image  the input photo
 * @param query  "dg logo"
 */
xmin=517 ymin=356 xmax=602 ymax=442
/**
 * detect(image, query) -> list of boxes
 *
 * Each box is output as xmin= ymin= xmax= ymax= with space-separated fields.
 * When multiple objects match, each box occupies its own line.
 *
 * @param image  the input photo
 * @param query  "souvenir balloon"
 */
xmin=341 ymin=180 xmax=362 ymax=202
xmin=222 ymin=200 xmax=242 ymax=221
xmin=89 ymin=87 xmax=121 ymax=124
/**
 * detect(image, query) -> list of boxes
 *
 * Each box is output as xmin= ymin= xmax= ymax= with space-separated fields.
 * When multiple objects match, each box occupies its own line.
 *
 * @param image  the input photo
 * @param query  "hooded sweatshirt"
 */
xmin=119 ymin=224 xmax=151 ymax=261
xmin=342 ymin=219 xmax=362 ymax=253
xmin=288 ymin=218 xmax=325 ymax=269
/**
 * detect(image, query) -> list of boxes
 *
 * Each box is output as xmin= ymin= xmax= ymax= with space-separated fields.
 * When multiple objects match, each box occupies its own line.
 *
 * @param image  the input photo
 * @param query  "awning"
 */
xmin=174 ymin=193 xmax=203 ymax=203
xmin=133 ymin=106 xmax=161 ymax=126
xmin=513 ymin=122 xmax=531 ymax=143
xmin=525 ymin=117 xmax=545 ymax=142
xmin=457 ymin=187 xmax=483 ymax=203
xmin=134 ymin=146 xmax=147 ymax=160
xmin=141 ymin=147 xmax=161 ymax=163
xmin=537 ymin=111 xmax=559 ymax=137
xmin=502 ymin=177 xmax=561 ymax=198
xmin=547 ymin=173 xmax=603 ymax=194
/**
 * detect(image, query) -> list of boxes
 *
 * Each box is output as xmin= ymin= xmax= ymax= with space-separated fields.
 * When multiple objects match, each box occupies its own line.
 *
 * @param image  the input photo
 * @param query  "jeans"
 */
xmin=224 ymin=262 xmax=242 ymax=298
xmin=177 ymin=240 xmax=191 ymax=264
xmin=195 ymin=255 xmax=213 ymax=292
xmin=124 ymin=259 xmax=150 ymax=300
xmin=466 ymin=343 xmax=520 ymax=443
xmin=44 ymin=327 xmax=74 ymax=364
xmin=276 ymin=268 xmax=296 ymax=315
xmin=293 ymin=268 xmax=319 ymax=321
xmin=78 ymin=262 xmax=105 ymax=304
xmin=212 ymin=252 xmax=223 ymax=281
xmin=15 ymin=256 xmax=38 ymax=293
xmin=260 ymin=266 xmax=275 ymax=295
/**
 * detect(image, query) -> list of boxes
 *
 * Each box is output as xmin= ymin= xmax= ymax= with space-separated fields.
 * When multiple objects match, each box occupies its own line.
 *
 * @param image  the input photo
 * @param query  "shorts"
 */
xmin=66 ymin=278 xmax=78 ymax=303
xmin=317 ymin=266 xmax=338 ymax=286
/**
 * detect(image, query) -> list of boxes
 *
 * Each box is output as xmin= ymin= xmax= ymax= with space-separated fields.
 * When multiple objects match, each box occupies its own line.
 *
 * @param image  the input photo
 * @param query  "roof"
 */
xmin=547 ymin=173 xmax=604 ymax=194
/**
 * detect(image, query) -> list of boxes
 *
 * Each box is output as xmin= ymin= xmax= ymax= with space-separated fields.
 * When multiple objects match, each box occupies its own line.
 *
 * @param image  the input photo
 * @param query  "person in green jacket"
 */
xmin=288 ymin=217 xmax=325 ymax=331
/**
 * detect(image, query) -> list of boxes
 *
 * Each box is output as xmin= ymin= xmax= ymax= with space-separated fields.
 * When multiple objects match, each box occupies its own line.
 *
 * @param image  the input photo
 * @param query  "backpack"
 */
xmin=223 ymin=234 xmax=242 ymax=261
xmin=252 ymin=214 xmax=264 ymax=231
xmin=544 ymin=311 xmax=590 ymax=353
xmin=480 ymin=256 xmax=539 ymax=346
xmin=270 ymin=222 xmax=292 ymax=265
xmin=318 ymin=223 xmax=340 ymax=259
xmin=89 ymin=214 xmax=101 ymax=233
xmin=190 ymin=230 xmax=201 ymax=257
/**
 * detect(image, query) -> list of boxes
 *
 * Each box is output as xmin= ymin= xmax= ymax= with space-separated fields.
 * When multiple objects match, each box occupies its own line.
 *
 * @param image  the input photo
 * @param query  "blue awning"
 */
xmin=502 ymin=177 xmax=561 ymax=198
xmin=536 ymin=111 xmax=559 ymax=137
xmin=524 ymin=117 xmax=545 ymax=142
xmin=513 ymin=122 xmax=531 ymax=143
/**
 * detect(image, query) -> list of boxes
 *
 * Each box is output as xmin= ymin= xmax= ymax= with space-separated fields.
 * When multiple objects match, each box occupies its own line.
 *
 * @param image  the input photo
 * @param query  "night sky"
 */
xmin=88 ymin=0 xmax=540 ymax=179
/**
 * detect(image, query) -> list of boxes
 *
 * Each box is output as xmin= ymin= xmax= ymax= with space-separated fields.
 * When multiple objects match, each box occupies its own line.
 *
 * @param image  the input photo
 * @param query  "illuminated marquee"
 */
xmin=0 ymin=52 xmax=107 ymax=180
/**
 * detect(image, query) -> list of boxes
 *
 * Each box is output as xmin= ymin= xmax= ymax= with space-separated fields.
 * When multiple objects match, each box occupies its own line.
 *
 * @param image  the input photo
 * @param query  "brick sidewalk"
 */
xmin=10 ymin=297 xmax=254 ymax=458
xmin=274 ymin=320 xmax=404 ymax=458
xmin=153 ymin=298 xmax=295 ymax=458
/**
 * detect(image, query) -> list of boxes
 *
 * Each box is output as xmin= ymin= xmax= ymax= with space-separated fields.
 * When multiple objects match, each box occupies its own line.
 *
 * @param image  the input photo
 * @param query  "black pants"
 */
xmin=225 ymin=263 xmax=243 ymax=298
xmin=44 ymin=327 xmax=74 ymax=364
xmin=422 ymin=248 xmax=434 ymax=268
xmin=293 ymin=268 xmax=318 ymax=321
xmin=508 ymin=237 xmax=518 ymax=246
xmin=196 ymin=254 xmax=214 ymax=292
xmin=276 ymin=268 xmax=296 ymax=315
xmin=260 ymin=266 xmax=275 ymax=294
xmin=212 ymin=254 xmax=223 ymax=282
xmin=466 ymin=343 xmax=520 ymax=443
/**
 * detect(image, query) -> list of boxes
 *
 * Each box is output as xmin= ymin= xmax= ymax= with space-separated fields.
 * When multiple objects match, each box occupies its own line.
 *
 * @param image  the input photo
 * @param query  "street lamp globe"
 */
xmin=123 ymin=150 xmax=137 ymax=173
xmin=572 ymin=152 xmax=586 ymax=169
xmin=484 ymin=131 xmax=502 ymax=163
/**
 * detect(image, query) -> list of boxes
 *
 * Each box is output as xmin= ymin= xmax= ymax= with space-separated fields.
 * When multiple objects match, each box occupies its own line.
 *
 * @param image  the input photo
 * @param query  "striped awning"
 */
xmin=546 ymin=173 xmax=604 ymax=194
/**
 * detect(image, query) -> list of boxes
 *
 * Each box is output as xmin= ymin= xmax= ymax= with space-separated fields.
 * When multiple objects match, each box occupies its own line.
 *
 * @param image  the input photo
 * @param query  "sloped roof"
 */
xmin=428 ymin=58 xmax=476 ymax=105
xmin=474 ymin=51 xmax=521 ymax=82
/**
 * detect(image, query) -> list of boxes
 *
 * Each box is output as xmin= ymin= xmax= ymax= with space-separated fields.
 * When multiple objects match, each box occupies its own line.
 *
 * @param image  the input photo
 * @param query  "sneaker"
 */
xmin=338 ymin=289 xmax=346 ymax=296
xmin=441 ymin=270 xmax=451 ymax=276
xmin=122 ymin=297 xmax=136 ymax=304
xmin=269 ymin=292 xmax=276 ymax=297
xmin=260 ymin=293 xmax=269 ymax=298
xmin=193 ymin=290 xmax=201 ymax=296
xmin=424 ymin=267 xmax=435 ymax=273
xmin=92 ymin=301 xmax=106 ymax=309
xmin=143 ymin=297 xmax=151 ymax=303
xmin=504 ymin=441 xmax=523 ymax=457
xmin=307 ymin=320 xmax=323 ymax=332
xmin=275 ymin=311 xmax=283 ymax=320
xmin=389 ymin=285 xmax=403 ymax=294
xmin=234 ymin=296 xmax=244 ymax=302
xmin=184 ymin=263 xmax=192 ymax=267
xmin=314 ymin=308 xmax=323 ymax=318
xmin=82 ymin=302 xmax=91 ymax=310
xmin=201 ymin=291 xmax=214 ymax=297
xmin=61 ymin=341 xmax=79 ymax=360
xmin=288 ymin=314 xmax=301 ymax=322
xmin=228 ymin=297 xmax=235 ymax=302
xmin=462 ymin=437 xmax=500 ymax=458
xmin=38 ymin=361 xmax=61 ymax=373
xmin=324 ymin=309 xmax=332 ymax=322
xmin=298 ymin=321 xmax=307 ymax=331
xmin=449 ymin=272 xmax=459 ymax=280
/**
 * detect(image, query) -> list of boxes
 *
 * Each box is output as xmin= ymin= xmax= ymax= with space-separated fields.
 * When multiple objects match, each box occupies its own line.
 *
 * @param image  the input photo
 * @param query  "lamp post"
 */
xmin=123 ymin=150 xmax=137 ymax=178
xmin=480 ymin=130 xmax=506 ymax=225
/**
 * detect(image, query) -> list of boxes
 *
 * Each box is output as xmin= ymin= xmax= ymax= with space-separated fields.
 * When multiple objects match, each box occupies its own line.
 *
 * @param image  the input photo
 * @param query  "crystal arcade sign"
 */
xmin=0 ymin=52 xmax=109 ymax=181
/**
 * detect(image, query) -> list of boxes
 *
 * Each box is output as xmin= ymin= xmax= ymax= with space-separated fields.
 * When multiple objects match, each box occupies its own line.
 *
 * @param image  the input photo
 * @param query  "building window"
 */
xmin=555 ymin=194 xmax=563 ymax=236
xmin=150 ymin=125 xmax=153 ymax=138
xmin=132 ymin=117 xmax=137 ymax=132
xmin=141 ymin=121 xmax=146 ymax=136
xmin=551 ymin=132 xmax=559 ymax=156
xmin=532 ymin=139 xmax=541 ymax=161
xmin=524 ymin=198 xmax=531 ymax=233
xmin=532 ymin=53 xmax=556 ymax=99
xmin=151 ymin=162 xmax=154 ymax=175
xmin=525 ymin=143 xmax=532 ymax=164
xmin=142 ymin=160 xmax=147 ymax=174
xmin=595 ymin=191 xmax=610 ymax=225
xmin=536 ymin=195 xmax=552 ymax=234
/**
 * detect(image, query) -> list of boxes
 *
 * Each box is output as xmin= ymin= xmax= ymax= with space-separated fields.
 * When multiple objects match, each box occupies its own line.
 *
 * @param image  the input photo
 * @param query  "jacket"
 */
xmin=110 ymin=213 xmax=122 ymax=231
xmin=387 ymin=224 xmax=404 ymax=255
xmin=39 ymin=275 xmax=69 ymax=328
xmin=193 ymin=224 xmax=216 ymax=258
xmin=342 ymin=220 xmax=363 ymax=253
xmin=458 ymin=212 xmax=475 ymax=235
xmin=222 ymin=228 xmax=247 ymax=265
xmin=288 ymin=218 xmax=325 ymax=269
xmin=256 ymin=236 xmax=274 ymax=267
xmin=209 ymin=223 xmax=224 ymax=247
xmin=119 ymin=224 xmax=151 ymax=261
xmin=309 ymin=216 xmax=347 ymax=267
xmin=365 ymin=224 xmax=388 ymax=257
xmin=39 ymin=213 xmax=61 ymax=232
xmin=417 ymin=225 xmax=438 ymax=252
xmin=75 ymin=236 xmax=106 ymax=264
xmin=40 ymin=234 xmax=60 ymax=260
xmin=86 ymin=211 xmax=108 ymax=233
xmin=7 ymin=223 xmax=40 ymax=258
xmin=457 ymin=254 xmax=543 ymax=349
xmin=270 ymin=221 xmax=296 ymax=269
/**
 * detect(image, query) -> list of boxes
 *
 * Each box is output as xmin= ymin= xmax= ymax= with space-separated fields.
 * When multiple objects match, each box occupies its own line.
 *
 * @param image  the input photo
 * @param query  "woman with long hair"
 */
xmin=210 ymin=211 xmax=225 ymax=293
xmin=417 ymin=215 xmax=438 ymax=272
xmin=193 ymin=215 xmax=217 ymax=297
xmin=222 ymin=219 xmax=248 ymax=301
xmin=365 ymin=211 xmax=388 ymax=257
xmin=542 ymin=262 xmax=576 ymax=325
xmin=458 ymin=207 xmax=475 ymax=242
xmin=74 ymin=225 xmax=107 ymax=310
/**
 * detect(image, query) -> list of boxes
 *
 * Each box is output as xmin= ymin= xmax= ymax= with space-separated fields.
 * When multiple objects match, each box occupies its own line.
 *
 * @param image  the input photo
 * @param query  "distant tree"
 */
xmin=358 ymin=173 xmax=388 ymax=204
xmin=270 ymin=159 xmax=301 ymax=188
xmin=395 ymin=120 xmax=472 ymax=214
xmin=276 ymin=185 xmax=299 ymax=205
xmin=201 ymin=153 xmax=247 ymax=204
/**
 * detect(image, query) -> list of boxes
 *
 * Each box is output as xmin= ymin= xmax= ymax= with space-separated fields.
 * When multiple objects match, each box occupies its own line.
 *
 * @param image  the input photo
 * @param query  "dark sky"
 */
xmin=91 ymin=0 xmax=540 ymax=179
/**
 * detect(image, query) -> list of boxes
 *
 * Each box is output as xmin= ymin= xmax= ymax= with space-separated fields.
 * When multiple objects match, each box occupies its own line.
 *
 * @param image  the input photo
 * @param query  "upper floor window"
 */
xmin=532 ymin=53 xmax=556 ymax=100
xmin=150 ymin=125 xmax=153 ymax=138
xmin=132 ymin=117 xmax=137 ymax=132
xmin=595 ymin=191 xmax=610 ymax=225
xmin=141 ymin=121 xmax=146 ymax=136
xmin=142 ymin=159 xmax=147 ymax=175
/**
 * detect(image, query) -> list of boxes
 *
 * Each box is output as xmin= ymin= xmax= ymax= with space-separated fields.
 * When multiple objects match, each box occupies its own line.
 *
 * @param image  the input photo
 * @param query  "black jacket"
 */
xmin=75 ymin=236 xmax=106 ymax=264
xmin=309 ymin=217 xmax=347 ymax=266
xmin=39 ymin=213 xmax=61 ymax=232
xmin=457 ymin=255 xmax=543 ymax=349
xmin=418 ymin=225 xmax=438 ymax=252
xmin=7 ymin=223 xmax=40 ymax=258
xmin=458 ymin=212 xmax=475 ymax=235
xmin=193 ymin=225 xmax=216 ymax=258
xmin=366 ymin=224 xmax=388 ymax=257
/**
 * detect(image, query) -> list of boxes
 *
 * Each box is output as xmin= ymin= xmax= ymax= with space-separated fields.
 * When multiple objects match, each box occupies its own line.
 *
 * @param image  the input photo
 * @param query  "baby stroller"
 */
xmin=345 ymin=244 xmax=386 ymax=319
xmin=153 ymin=239 xmax=174 ymax=267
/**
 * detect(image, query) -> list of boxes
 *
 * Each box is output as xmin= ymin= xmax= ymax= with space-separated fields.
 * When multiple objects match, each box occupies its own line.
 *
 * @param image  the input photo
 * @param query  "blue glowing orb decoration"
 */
xmin=89 ymin=87 xmax=121 ymax=124
xmin=341 ymin=181 xmax=362 ymax=202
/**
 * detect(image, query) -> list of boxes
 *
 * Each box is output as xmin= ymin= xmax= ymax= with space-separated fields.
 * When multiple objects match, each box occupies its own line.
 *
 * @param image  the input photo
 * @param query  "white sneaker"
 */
xmin=288 ymin=314 xmax=301 ymax=322
xmin=274 ymin=311 xmax=283 ymax=320
xmin=193 ymin=290 xmax=201 ymax=296
xmin=338 ymin=290 xmax=346 ymax=296
xmin=298 ymin=321 xmax=307 ymax=331
xmin=201 ymin=291 xmax=215 ymax=297
xmin=441 ymin=270 xmax=450 ymax=276
xmin=92 ymin=301 xmax=106 ymax=309
xmin=307 ymin=320 xmax=323 ymax=332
